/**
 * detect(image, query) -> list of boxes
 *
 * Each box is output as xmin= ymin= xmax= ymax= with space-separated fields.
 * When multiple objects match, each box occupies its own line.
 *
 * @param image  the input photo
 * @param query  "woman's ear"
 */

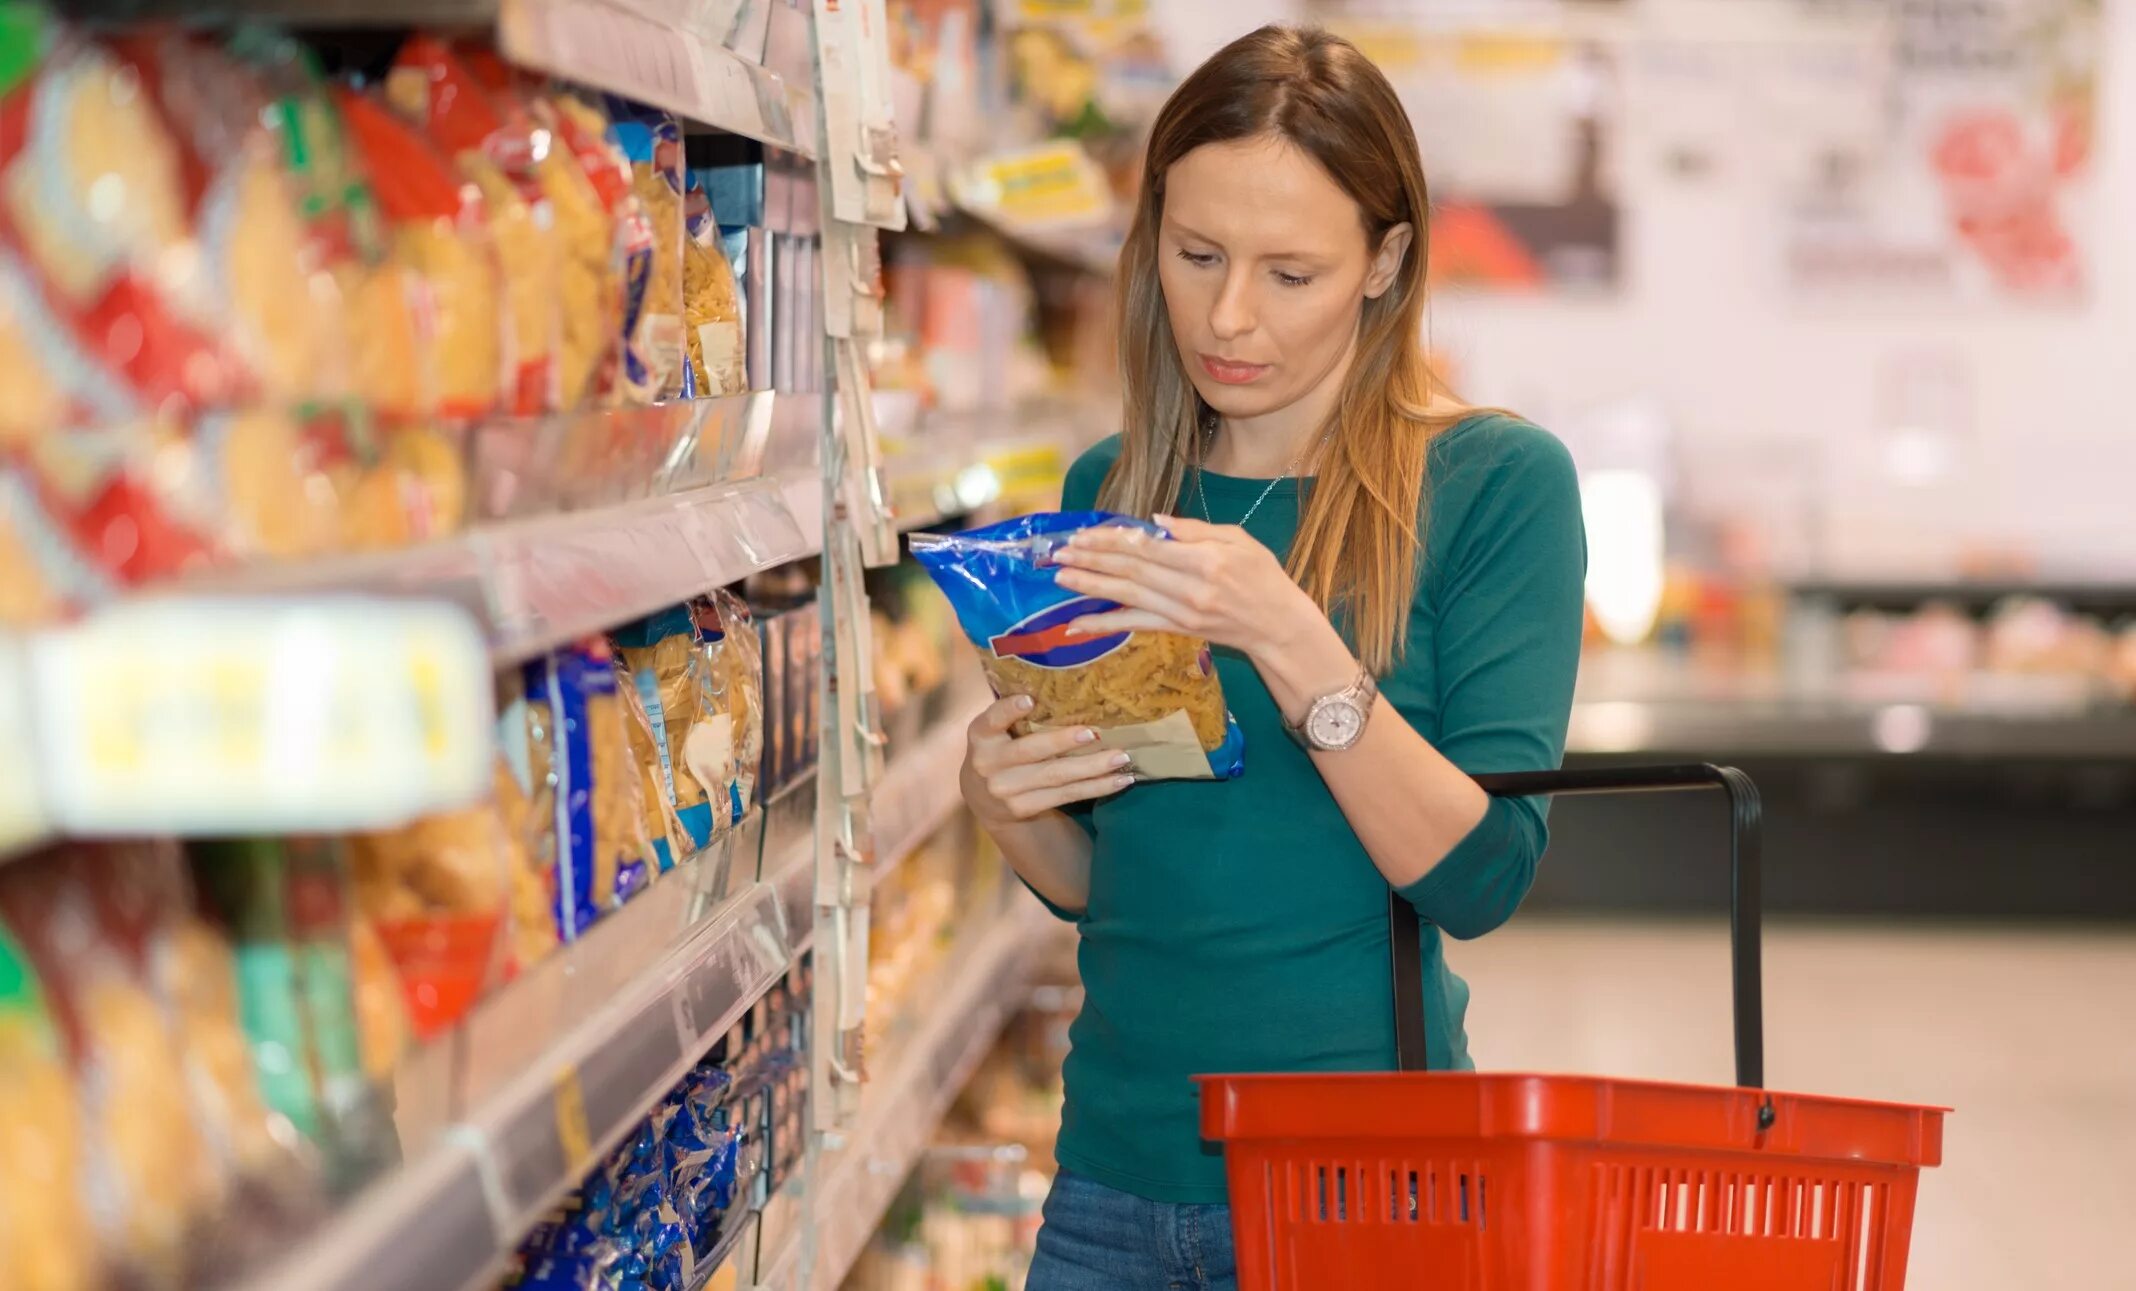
xmin=1364 ymin=222 xmax=1414 ymax=299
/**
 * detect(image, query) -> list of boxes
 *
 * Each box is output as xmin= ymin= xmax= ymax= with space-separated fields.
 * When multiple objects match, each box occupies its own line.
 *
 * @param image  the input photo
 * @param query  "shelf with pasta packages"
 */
xmin=0 ymin=15 xmax=827 ymax=635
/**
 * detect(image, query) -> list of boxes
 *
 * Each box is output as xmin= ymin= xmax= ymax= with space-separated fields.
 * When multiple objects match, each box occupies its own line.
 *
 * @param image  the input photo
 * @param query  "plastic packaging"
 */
xmin=683 ymin=175 xmax=745 ymax=396
xmin=0 ymin=923 xmax=94 ymax=1291
xmin=230 ymin=28 xmax=418 ymax=419
xmin=335 ymin=86 xmax=501 ymax=422
xmin=0 ymin=15 xmax=244 ymax=421
xmin=0 ymin=844 xmax=219 ymax=1286
xmin=113 ymin=31 xmax=346 ymax=408
xmin=611 ymin=102 xmax=688 ymax=400
xmin=347 ymin=798 xmax=517 ymax=1039
xmin=703 ymin=591 xmax=764 ymax=819
xmin=546 ymin=90 xmax=645 ymax=408
xmin=912 ymin=512 xmax=1245 ymax=780
xmin=454 ymin=48 xmax=614 ymax=411
xmin=189 ymin=837 xmax=395 ymax=1197
xmin=494 ymin=685 xmax=563 ymax=973
xmin=614 ymin=606 xmax=721 ymax=869
xmin=387 ymin=37 xmax=560 ymax=415
xmin=526 ymin=644 xmax=660 ymax=941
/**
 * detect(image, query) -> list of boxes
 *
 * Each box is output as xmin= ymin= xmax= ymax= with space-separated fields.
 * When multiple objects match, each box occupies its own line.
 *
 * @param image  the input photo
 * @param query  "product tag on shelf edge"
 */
xmin=820 ymin=219 xmax=885 ymax=341
xmin=951 ymin=140 xmax=1114 ymax=228
xmin=832 ymin=341 xmax=897 ymax=568
xmin=26 ymin=597 xmax=493 ymax=837
xmin=552 ymin=1065 xmax=595 ymax=1175
xmin=811 ymin=0 xmax=908 ymax=229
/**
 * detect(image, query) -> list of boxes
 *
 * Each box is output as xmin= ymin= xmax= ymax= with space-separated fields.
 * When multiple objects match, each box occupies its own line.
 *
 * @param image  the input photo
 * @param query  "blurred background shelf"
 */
xmin=809 ymin=894 xmax=1057 ymax=1291
xmin=63 ymin=0 xmax=819 ymax=153
xmin=868 ymin=680 xmax=991 ymax=880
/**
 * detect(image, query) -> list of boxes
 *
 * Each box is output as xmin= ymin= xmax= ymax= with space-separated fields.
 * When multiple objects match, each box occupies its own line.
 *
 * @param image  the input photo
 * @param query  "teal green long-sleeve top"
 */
xmin=1045 ymin=412 xmax=1587 ymax=1203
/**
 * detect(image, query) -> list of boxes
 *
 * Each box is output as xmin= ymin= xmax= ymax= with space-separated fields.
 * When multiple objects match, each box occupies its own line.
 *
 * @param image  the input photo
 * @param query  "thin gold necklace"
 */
xmin=1193 ymin=426 xmax=1333 ymax=527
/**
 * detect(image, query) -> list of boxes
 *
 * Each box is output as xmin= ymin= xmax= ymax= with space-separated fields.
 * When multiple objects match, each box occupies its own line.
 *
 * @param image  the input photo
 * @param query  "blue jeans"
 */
xmin=1027 ymin=1169 xmax=1238 ymax=1291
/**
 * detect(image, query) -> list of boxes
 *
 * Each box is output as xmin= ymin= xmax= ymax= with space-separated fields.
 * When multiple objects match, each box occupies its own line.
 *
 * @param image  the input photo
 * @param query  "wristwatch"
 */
xmin=1283 ymin=666 xmax=1378 ymax=752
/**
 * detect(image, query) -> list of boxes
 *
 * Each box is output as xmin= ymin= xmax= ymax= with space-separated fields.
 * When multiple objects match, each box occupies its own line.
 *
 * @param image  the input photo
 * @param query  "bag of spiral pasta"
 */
xmin=911 ymin=512 xmax=1245 ymax=782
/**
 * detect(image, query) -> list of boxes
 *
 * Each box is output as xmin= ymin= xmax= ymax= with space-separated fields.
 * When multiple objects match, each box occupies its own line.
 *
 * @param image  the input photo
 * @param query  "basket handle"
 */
xmin=1391 ymin=764 xmax=1769 ymax=1106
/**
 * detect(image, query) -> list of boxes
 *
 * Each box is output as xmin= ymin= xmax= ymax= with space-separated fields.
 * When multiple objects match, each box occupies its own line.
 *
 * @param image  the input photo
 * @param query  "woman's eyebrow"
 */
xmin=1162 ymin=220 xmax=1330 ymax=265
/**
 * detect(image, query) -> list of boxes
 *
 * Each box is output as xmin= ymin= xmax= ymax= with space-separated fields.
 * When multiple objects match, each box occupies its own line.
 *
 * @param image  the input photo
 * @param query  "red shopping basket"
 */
xmin=1199 ymin=765 xmax=1948 ymax=1291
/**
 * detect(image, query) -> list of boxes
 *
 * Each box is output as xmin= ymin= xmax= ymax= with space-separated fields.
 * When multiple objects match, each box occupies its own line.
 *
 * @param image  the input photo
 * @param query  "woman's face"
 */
xmin=1156 ymin=133 xmax=1409 ymax=426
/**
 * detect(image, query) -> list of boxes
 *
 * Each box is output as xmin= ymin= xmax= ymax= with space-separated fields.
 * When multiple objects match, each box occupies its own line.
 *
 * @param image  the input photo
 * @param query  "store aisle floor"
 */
xmin=1454 ymin=918 xmax=2136 ymax=1291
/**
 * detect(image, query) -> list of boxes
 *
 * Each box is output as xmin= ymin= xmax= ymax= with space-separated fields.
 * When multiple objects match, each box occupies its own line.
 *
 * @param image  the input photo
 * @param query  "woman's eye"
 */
xmin=1274 ymin=270 xmax=1314 ymax=288
xmin=1174 ymin=248 xmax=1218 ymax=267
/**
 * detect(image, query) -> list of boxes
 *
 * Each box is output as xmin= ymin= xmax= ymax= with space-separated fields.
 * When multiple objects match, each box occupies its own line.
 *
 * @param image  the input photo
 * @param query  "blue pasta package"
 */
xmin=525 ymin=644 xmax=656 ymax=942
xmin=910 ymin=511 xmax=1244 ymax=781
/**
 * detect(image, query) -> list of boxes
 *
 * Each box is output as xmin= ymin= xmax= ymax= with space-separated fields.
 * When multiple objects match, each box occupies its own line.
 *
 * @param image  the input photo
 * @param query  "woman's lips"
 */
xmin=1198 ymin=354 xmax=1270 ymax=385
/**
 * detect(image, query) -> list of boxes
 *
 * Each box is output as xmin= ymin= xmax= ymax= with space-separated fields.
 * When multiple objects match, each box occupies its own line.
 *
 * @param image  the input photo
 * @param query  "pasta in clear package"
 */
xmin=912 ymin=512 xmax=1245 ymax=781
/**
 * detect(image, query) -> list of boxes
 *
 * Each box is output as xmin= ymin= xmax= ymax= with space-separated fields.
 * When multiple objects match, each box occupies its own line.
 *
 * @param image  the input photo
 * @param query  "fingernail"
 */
xmin=1076 ymin=729 xmax=1098 ymax=744
xmin=1114 ymin=773 xmax=1135 ymax=790
xmin=1016 ymin=695 xmax=1036 ymax=711
xmin=1109 ymin=751 xmax=1131 ymax=768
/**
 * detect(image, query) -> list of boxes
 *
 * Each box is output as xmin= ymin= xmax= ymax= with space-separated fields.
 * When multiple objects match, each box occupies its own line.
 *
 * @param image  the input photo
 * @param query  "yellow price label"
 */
xmin=406 ymin=646 xmax=449 ymax=761
xmin=1455 ymin=34 xmax=1565 ymax=73
xmin=553 ymin=1068 xmax=593 ymax=1171
xmin=207 ymin=657 xmax=267 ymax=771
xmin=83 ymin=668 xmax=146 ymax=776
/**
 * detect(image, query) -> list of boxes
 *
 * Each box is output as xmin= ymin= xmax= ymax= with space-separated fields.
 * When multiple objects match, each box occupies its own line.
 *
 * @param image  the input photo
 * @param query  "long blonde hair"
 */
xmin=1100 ymin=25 xmax=1469 ymax=674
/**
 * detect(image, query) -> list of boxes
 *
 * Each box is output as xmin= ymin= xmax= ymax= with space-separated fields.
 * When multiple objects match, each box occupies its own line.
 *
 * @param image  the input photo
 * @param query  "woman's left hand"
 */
xmin=1050 ymin=514 xmax=1319 ymax=661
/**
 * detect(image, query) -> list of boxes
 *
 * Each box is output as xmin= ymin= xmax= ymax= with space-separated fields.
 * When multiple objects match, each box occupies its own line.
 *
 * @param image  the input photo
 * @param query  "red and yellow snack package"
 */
xmin=386 ymin=36 xmax=560 ymax=416
xmin=336 ymin=87 xmax=502 ymax=423
xmin=0 ymin=20 xmax=246 ymax=422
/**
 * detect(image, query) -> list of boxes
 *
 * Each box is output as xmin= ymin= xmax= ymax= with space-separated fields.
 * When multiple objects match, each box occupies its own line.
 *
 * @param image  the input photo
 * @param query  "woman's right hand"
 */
xmin=961 ymin=695 xmax=1134 ymax=826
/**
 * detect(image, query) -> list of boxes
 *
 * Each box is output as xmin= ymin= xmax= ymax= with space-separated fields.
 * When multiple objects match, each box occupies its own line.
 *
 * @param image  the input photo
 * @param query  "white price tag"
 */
xmin=27 ymin=597 xmax=492 ymax=836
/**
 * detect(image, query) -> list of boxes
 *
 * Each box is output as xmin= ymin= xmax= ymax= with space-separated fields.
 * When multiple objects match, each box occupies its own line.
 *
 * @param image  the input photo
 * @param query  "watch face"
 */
xmin=1308 ymin=698 xmax=1366 ymax=749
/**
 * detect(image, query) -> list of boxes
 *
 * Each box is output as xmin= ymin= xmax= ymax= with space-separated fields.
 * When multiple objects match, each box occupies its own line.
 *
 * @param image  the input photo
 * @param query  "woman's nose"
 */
xmin=1208 ymin=269 xmax=1256 ymax=341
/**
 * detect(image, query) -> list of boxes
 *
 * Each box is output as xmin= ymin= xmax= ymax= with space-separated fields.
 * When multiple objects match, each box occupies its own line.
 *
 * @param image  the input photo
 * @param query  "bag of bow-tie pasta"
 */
xmin=911 ymin=511 xmax=1245 ymax=781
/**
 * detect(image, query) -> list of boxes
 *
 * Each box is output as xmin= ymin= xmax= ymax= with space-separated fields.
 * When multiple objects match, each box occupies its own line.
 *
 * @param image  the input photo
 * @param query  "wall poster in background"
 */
xmin=1326 ymin=15 xmax=1622 ymax=291
xmin=1781 ymin=0 xmax=2098 ymax=302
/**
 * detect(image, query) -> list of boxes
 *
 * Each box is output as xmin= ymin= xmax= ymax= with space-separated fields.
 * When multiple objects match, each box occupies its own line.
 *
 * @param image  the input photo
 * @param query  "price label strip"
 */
xmin=552 ymin=1067 xmax=595 ymax=1175
xmin=26 ymin=597 xmax=492 ymax=836
xmin=951 ymin=140 xmax=1114 ymax=228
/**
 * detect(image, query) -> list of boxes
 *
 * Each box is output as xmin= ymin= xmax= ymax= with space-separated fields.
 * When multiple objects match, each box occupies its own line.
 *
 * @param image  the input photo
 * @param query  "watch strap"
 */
xmin=1283 ymin=665 xmax=1376 ymax=747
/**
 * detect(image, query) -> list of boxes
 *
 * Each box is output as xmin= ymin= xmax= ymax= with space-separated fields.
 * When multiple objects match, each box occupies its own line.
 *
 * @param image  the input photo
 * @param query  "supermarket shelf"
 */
xmin=500 ymin=0 xmax=818 ymax=156
xmin=239 ymin=797 xmax=813 ymax=1291
xmin=78 ymin=0 xmax=818 ymax=157
xmin=1787 ymin=577 xmax=2136 ymax=619
xmin=874 ymin=398 xmax=1092 ymax=531
xmin=881 ymin=453 xmax=1007 ymax=532
xmin=809 ymin=895 xmax=1056 ymax=1291
xmin=869 ymin=685 xmax=990 ymax=877
xmin=751 ymin=1172 xmax=807 ymax=1291
xmin=199 ymin=467 xmax=818 ymax=665
xmin=971 ymin=213 xmax=1121 ymax=278
xmin=1566 ymin=698 xmax=2136 ymax=760
xmin=762 ymin=769 xmax=819 ymax=956
xmin=690 ymin=1209 xmax=759 ymax=1291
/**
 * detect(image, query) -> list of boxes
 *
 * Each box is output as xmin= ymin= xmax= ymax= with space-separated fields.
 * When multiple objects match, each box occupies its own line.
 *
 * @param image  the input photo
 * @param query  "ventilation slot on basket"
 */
xmin=1594 ymin=1166 xmax=1896 ymax=1291
xmin=1288 ymin=1161 xmax=1488 ymax=1229
xmin=1288 ymin=1162 xmax=1492 ymax=1229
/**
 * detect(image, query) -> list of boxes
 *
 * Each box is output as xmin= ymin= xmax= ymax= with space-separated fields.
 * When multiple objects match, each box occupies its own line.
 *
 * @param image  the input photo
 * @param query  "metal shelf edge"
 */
xmin=500 ymin=0 xmax=818 ymax=157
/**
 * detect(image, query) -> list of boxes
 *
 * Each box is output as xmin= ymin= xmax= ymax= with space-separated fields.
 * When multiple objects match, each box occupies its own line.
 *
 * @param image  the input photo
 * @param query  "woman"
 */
xmin=959 ymin=26 xmax=1586 ymax=1290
